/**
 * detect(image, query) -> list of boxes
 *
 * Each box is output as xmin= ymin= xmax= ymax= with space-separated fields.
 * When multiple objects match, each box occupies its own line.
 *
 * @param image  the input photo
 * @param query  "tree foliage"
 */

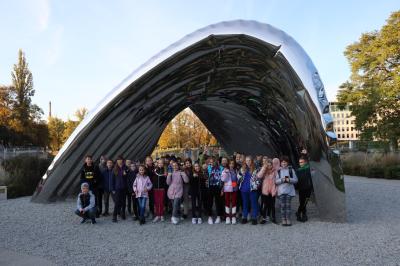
xmin=157 ymin=108 xmax=217 ymax=149
xmin=337 ymin=11 xmax=400 ymax=149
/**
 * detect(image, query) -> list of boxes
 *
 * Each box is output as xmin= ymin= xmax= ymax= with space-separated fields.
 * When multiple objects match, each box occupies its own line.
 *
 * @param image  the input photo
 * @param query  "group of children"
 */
xmin=76 ymin=152 xmax=314 ymax=226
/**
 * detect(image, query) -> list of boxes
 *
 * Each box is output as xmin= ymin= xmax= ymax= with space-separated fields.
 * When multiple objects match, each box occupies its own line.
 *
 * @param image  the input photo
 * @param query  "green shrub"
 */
xmin=367 ymin=166 xmax=385 ymax=179
xmin=1 ymin=154 xmax=53 ymax=198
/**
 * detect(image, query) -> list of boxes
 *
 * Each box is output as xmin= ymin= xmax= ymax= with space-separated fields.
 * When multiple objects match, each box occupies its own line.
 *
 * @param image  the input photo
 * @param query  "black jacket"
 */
xmin=153 ymin=167 xmax=167 ymax=189
xmin=126 ymin=168 xmax=138 ymax=193
xmin=296 ymin=165 xmax=313 ymax=191
xmin=80 ymin=164 xmax=101 ymax=190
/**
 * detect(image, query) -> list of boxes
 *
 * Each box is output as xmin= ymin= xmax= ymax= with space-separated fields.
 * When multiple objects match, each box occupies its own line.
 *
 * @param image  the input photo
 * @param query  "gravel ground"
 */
xmin=0 ymin=176 xmax=399 ymax=266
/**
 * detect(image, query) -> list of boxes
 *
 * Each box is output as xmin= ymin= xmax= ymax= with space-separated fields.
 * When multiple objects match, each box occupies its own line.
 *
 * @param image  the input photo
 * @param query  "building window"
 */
xmin=338 ymin=134 xmax=341 ymax=138
xmin=347 ymin=134 xmax=349 ymax=138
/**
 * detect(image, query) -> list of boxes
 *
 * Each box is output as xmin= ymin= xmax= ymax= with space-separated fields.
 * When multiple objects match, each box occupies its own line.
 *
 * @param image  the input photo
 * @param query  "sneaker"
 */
xmin=80 ymin=218 xmax=87 ymax=224
xmin=172 ymin=217 xmax=179 ymax=225
xmin=281 ymin=219 xmax=287 ymax=226
xmin=215 ymin=216 xmax=221 ymax=224
xmin=208 ymin=216 xmax=213 ymax=225
xmin=260 ymin=219 xmax=266 ymax=224
xmin=192 ymin=218 xmax=197 ymax=224
xmin=286 ymin=219 xmax=292 ymax=226
xmin=91 ymin=219 xmax=97 ymax=224
xmin=265 ymin=216 xmax=270 ymax=222
xmin=231 ymin=217 xmax=237 ymax=224
xmin=152 ymin=216 xmax=160 ymax=223
xmin=225 ymin=217 xmax=231 ymax=224
xmin=112 ymin=217 xmax=117 ymax=223
xmin=272 ymin=218 xmax=277 ymax=224
xmin=241 ymin=218 xmax=248 ymax=224
xmin=197 ymin=218 xmax=203 ymax=224
xmin=160 ymin=216 xmax=165 ymax=222
xmin=251 ymin=219 xmax=257 ymax=225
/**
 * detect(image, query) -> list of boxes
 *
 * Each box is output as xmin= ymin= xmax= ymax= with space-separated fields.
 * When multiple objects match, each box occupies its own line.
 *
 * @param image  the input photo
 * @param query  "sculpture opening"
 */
xmin=32 ymin=20 xmax=346 ymax=222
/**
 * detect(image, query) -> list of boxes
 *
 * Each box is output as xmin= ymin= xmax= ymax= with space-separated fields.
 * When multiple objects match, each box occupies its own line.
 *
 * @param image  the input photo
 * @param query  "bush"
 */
xmin=341 ymin=152 xmax=400 ymax=179
xmin=1 ymin=154 xmax=53 ymax=198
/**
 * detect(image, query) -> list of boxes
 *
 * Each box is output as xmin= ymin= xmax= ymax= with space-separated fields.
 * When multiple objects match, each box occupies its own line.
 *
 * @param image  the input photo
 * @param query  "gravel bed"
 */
xmin=0 ymin=176 xmax=399 ymax=266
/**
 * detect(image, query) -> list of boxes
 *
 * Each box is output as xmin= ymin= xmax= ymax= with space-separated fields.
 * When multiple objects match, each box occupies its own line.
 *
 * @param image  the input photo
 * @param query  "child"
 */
xmin=182 ymin=158 xmax=193 ymax=219
xmin=238 ymin=156 xmax=261 ymax=225
xmin=167 ymin=162 xmax=189 ymax=224
xmin=101 ymin=159 xmax=114 ymax=216
xmin=190 ymin=162 xmax=207 ymax=224
xmin=153 ymin=158 xmax=167 ymax=222
xmin=275 ymin=156 xmax=298 ymax=226
xmin=126 ymin=162 xmax=139 ymax=220
xmin=111 ymin=156 xmax=128 ymax=222
xmin=75 ymin=182 xmax=96 ymax=224
xmin=221 ymin=159 xmax=239 ymax=224
xmin=206 ymin=157 xmax=224 ymax=224
xmin=133 ymin=165 xmax=153 ymax=225
xmin=296 ymin=156 xmax=313 ymax=222
xmin=257 ymin=158 xmax=277 ymax=224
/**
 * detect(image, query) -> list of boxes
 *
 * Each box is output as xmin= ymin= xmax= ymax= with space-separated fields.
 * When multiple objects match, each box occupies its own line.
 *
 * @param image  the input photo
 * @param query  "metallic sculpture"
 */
xmin=32 ymin=20 xmax=346 ymax=222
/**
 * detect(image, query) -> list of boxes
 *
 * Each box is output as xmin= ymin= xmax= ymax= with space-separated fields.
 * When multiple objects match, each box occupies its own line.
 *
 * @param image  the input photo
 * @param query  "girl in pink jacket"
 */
xmin=167 ymin=162 xmax=189 ymax=225
xmin=257 ymin=158 xmax=278 ymax=224
xmin=133 ymin=165 xmax=153 ymax=225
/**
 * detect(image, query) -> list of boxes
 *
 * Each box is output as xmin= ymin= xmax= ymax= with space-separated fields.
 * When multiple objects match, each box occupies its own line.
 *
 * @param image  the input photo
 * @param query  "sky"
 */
xmin=0 ymin=0 xmax=399 ymax=120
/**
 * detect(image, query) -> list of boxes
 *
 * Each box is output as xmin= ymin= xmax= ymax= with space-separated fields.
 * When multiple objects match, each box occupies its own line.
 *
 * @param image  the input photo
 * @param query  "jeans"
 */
xmin=138 ymin=197 xmax=147 ymax=219
xmin=279 ymin=194 xmax=292 ymax=220
xmin=171 ymin=198 xmax=181 ymax=218
xmin=75 ymin=207 xmax=96 ymax=221
xmin=241 ymin=191 xmax=259 ymax=219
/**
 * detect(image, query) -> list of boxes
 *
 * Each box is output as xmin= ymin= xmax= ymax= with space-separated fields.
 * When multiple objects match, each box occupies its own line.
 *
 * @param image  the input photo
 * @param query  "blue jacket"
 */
xmin=239 ymin=170 xmax=252 ymax=192
xmin=102 ymin=168 xmax=114 ymax=192
xmin=207 ymin=165 xmax=223 ymax=187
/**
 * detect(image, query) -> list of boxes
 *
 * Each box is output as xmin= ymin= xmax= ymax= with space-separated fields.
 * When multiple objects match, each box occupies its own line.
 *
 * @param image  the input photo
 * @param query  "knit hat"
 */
xmin=81 ymin=182 xmax=89 ymax=190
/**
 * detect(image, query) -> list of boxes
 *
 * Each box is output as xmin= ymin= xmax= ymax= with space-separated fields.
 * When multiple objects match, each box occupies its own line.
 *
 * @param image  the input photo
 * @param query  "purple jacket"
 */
xmin=166 ymin=171 xmax=189 ymax=199
xmin=133 ymin=174 xmax=153 ymax=198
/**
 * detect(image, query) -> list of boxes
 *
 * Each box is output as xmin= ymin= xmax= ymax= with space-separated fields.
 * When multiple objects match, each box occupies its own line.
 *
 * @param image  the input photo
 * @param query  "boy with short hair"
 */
xmin=75 ymin=182 xmax=96 ymax=224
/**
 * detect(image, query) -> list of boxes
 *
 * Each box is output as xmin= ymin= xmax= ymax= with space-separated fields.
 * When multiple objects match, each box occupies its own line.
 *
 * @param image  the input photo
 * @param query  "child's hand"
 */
xmin=144 ymin=188 xmax=148 ymax=192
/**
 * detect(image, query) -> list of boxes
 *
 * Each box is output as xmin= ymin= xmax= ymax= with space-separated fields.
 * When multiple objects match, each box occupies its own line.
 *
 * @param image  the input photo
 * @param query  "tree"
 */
xmin=0 ymin=85 xmax=13 ymax=128
xmin=74 ymin=107 xmax=88 ymax=122
xmin=337 ymin=11 xmax=400 ymax=150
xmin=9 ymin=49 xmax=43 ymax=132
xmin=48 ymin=117 xmax=65 ymax=152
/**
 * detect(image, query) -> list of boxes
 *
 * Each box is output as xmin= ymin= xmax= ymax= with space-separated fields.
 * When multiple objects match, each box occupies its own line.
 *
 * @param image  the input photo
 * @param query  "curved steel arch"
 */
xmin=32 ymin=20 xmax=346 ymax=222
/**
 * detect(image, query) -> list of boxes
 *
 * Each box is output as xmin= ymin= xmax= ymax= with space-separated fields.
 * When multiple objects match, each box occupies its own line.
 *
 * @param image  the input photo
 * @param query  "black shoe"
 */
xmin=296 ymin=212 xmax=302 ymax=222
xmin=260 ymin=219 xmax=266 ymax=224
xmin=112 ymin=217 xmax=117 ymax=223
xmin=182 ymin=214 xmax=188 ymax=219
xmin=91 ymin=219 xmax=96 ymax=224
xmin=251 ymin=219 xmax=257 ymax=225
xmin=302 ymin=213 xmax=308 ymax=222
xmin=122 ymin=214 xmax=126 ymax=220
xmin=272 ymin=218 xmax=277 ymax=224
xmin=80 ymin=218 xmax=87 ymax=224
xmin=241 ymin=218 xmax=248 ymax=224
xmin=96 ymin=213 xmax=100 ymax=218
xmin=103 ymin=212 xmax=109 ymax=216
xmin=133 ymin=216 xmax=139 ymax=221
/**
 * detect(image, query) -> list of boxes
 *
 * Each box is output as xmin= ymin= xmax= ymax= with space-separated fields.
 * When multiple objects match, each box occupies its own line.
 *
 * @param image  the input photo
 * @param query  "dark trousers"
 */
xmin=236 ymin=190 xmax=242 ymax=214
xmin=148 ymin=189 xmax=154 ymax=215
xmin=126 ymin=191 xmax=132 ymax=214
xmin=96 ymin=189 xmax=103 ymax=214
xmin=103 ymin=191 xmax=113 ymax=214
xmin=75 ymin=208 xmax=96 ymax=221
xmin=113 ymin=189 xmax=126 ymax=218
xmin=261 ymin=194 xmax=276 ymax=219
xmin=298 ymin=188 xmax=312 ymax=215
xmin=131 ymin=194 xmax=139 ymax=218
xmin=191 ymin=192 xmax=202 ymax=218
xmin=206 ymin=187 xmax=224 ymax=217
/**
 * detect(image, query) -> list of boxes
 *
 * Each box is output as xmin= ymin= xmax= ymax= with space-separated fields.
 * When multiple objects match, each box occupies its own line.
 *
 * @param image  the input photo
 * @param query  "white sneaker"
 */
xmin=160 ymin=216 xmax=165 ymax=222
xmin=192 ymin=218 xmax=197 ymax=224
xmin=231 ymin=217 xmax=237 ymax=224
xmin=152 ymin=216 xmax=160 ymax=223
xmin=225 ymin=217 xmax=231 ymax=224
xmin=197 ymin=218 xmax=202 ymax=224
xmin=208 ymin=216 xmax=213 ymax=224
xmin=172 ymin=217 xmax=179 ymax=225
xmin=215 ymin=216 xmax=221 ymax=224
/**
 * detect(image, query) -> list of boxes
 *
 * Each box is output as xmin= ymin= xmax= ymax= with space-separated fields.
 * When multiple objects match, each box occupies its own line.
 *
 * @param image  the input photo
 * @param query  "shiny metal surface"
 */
xmin=32 ymin=20 xmax=345 ymax=222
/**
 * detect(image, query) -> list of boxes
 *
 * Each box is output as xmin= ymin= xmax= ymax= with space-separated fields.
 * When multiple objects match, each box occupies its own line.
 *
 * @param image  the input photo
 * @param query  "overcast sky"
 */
xmin=0 ymin=0 xmax=398 ymax=119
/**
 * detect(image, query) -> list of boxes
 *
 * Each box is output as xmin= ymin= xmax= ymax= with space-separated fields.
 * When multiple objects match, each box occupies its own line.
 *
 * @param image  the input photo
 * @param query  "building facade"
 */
xmin=329 ymin=102 xmax=360 ymax=141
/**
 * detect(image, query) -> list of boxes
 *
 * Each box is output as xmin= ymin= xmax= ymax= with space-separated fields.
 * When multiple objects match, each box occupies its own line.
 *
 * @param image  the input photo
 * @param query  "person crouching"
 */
xmin=75 ymin=182 xmax=96 ymax=224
